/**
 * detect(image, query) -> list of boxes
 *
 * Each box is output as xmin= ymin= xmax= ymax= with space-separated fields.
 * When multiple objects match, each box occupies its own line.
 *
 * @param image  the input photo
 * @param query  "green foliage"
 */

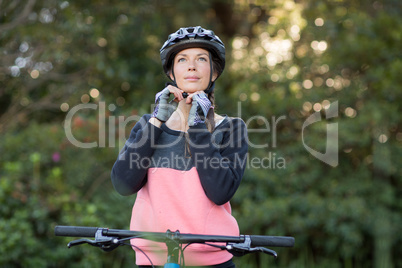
xmin=0 ymin=122 xmax=134 ymax=267
xmin=0 ymin=0 xmax=401 ymax=267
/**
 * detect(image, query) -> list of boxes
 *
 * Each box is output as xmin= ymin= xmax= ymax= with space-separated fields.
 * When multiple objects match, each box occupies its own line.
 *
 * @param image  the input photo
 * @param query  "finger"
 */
xmin=186 ymin=90 xmax=205 ymax=104
xmin=186 ymin=94 xmax=194 ymax=104
xmin=173 ymin=90 xmax=184 ymax=101
xmin=167 ymin=86 xmax=183 ymax=101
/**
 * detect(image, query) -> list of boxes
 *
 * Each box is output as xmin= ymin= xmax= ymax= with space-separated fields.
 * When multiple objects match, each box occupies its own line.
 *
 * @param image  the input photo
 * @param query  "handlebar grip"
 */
xmin=55 ymin=226 xmax=99 ymax=237
xmin=249 ymin=235 xmax=295 ymax=247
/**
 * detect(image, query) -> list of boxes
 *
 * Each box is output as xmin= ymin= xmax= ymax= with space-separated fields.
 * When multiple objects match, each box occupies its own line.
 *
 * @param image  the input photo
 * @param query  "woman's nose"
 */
xmin=188 ymin=61 xmax=196 ymax=71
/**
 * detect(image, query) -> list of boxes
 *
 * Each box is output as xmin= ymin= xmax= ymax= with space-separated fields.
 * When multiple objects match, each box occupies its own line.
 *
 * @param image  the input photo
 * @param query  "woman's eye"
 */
xmin=198 ymin=57 xmax=207 ymax=62
xmin=177 ymin=58 xmax=186 ymax=63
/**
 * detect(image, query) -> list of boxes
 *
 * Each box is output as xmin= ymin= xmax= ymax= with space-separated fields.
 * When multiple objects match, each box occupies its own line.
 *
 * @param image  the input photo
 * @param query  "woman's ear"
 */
xmin=212 ymin=71 xmax=218 ymax=82
xmin=168 ymin=70 xmax=174 ymax=81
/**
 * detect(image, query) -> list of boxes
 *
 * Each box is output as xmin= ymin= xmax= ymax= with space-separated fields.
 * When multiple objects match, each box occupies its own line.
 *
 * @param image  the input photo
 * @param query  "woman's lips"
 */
xmin=185 ymin=76 xmax=200 ymax=81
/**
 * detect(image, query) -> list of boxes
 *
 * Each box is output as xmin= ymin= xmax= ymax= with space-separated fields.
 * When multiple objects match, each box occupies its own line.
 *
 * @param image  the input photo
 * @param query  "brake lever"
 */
xmin=226 ymin=235 xmax=278 ymax=258
xmin=255 ymin=247 xmax=277 ymax=258
xmin=226 ymin=244 xmax=277 ymax=257
xmin=68 ymin=238 xmax=95 ymax=248
xmin=226 ymin=235 xmax=252 ymax=257
xmin=67 ymin=229 xmax=121 ymax=252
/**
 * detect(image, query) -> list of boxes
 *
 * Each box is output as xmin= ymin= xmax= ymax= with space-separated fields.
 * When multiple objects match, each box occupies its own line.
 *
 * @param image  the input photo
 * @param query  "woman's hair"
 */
xmin=205 ymin=54 xmax=222 ymax=133
xmin=205 ymin=92 xmax=216 ymax=133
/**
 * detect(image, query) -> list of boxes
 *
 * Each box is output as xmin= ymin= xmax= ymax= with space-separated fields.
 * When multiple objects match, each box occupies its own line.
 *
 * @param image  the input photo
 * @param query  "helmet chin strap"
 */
xmin=170 ymin=51 xmax=215 ymax=94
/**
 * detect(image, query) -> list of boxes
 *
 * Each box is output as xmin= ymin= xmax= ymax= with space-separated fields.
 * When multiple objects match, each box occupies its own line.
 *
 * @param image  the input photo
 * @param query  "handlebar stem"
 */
xmin=165 ymin=230 xmax=181 ymax=265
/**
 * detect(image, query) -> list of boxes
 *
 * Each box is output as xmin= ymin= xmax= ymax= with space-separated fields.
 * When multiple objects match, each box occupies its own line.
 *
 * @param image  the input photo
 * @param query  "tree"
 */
xmin=1 ymin=0 xmax=400 ymax=267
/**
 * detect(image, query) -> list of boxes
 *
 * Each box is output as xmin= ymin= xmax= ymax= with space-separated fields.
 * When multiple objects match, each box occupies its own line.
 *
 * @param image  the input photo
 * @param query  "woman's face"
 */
xmin=170 ymin=48 xmax=217 ymax=93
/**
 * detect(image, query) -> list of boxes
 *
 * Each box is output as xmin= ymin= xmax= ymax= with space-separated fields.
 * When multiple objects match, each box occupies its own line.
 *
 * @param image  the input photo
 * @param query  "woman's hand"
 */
xmin=152 ymin=84 xmax=184 ymax=122
xmin=187 ymin=92 xmax=212 ymax=126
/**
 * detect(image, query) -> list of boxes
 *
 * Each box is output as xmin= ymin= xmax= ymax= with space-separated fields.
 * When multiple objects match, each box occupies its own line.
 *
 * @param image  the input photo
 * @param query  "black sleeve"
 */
xmin=187 ymin=118 xmax=248 ymax=205
xmin=111 ymin=114 xmax=163 ymax=196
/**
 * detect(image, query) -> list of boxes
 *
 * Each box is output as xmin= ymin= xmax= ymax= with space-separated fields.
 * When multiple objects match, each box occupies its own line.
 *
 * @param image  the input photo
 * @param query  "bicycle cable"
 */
xmin=128 ymin=242 xmax=155 ymax=268
xmin=117 ymin=236 xmax=155 ymax=268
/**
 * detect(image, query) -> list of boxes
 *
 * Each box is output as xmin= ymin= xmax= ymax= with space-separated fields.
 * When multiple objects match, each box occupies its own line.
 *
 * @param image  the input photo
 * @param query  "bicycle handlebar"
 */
xmin=54 ymin=225 xmax=295 ymax=248
xmin=248 ymin=235 xmax=294 ymax=247
xmin=55 ymin=226 xmax=99 ymax=237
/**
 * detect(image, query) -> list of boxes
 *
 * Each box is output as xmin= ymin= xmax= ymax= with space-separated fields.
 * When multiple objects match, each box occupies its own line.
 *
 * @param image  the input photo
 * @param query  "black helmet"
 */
xmin=160 ymin=26 xmax=225 ymax=80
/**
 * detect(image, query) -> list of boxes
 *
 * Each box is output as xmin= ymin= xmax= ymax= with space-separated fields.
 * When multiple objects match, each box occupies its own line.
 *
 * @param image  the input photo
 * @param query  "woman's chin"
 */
xmin=177 ymin=82 xmax=209 ymax=93
xmin=181 ymin=85 xmax=209 ymax=93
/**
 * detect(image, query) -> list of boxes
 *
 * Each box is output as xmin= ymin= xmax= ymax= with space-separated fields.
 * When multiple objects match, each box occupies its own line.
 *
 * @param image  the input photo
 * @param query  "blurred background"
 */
xmin=0 ymin=0 xmax=401 ymax=267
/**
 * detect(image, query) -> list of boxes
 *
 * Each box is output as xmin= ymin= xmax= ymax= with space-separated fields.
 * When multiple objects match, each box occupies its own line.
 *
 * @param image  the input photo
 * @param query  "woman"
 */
xmin=111 ymin=26 xmax=248 ymax=267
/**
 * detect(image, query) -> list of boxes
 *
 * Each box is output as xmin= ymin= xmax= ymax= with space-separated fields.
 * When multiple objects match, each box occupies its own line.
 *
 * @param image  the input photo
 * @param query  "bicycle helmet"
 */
xmin=160 ymin=26 xmax=225 ymax=93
